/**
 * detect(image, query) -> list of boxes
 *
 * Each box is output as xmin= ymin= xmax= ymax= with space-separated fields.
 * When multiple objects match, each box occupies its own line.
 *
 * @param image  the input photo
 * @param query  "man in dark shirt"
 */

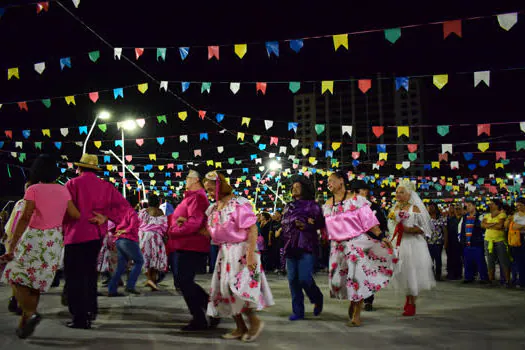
xmin=352 ymin=180 xmax=388 ymax=312
xmin=459 ymin=201 xmax=489 ymax=283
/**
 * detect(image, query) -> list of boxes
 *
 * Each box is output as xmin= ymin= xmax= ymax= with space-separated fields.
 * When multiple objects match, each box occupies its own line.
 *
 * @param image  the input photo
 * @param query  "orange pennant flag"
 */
xmin=372 ymin=126 xmax=384 ymax=138
xmin=443 ymin=20 xmax=462 ymax=38
xmin=358 ymin=79 xmax=371 ymax=93
xmin=256 ymin=82 xmax=267 ymax=95
xmin=208 ymin=46 xmax=219 ymax=60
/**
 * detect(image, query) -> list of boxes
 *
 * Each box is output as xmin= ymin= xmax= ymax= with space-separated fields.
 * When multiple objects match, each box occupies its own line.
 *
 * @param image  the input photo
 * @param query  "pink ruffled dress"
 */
xmin=138 ymin=209 xmax=168 ymax=271
xmin=97 ymin=221 xmax=118 ymax=273
xmin=323 ymin=195 xmax=398 ymax=302
xmin=205 ymin=196 xmax=274 ymax=317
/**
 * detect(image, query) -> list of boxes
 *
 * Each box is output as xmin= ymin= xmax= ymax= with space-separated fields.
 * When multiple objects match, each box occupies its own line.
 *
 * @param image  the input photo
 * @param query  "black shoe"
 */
xmin=16 ymin=313 xmax=42 ymax=339
xmin=108 ymin=292 xmax=126 ymax=297
xmin=8 ymin=297 xmax=18 ymax=313
xmin=479 ymin=280 xmax=490 ymax=285
xmin=181 ymin=321 xmax=208 ymax=332
xmin=66 ymin=320 xmax=91 ymax=329
xmin=208 ymin=317 xmax=221 ymax=329
xmin=462 ymin=280 xmax=474 ymax=284
xmin=118 ymin=279 xmax=124 ymax=287
xmin=87 ymin=312 xmax=97 ymax=321
xmin=364 ymin=303 xmax=374 ymax=312
xmin=125 ymin=288 xmax=140 ymax=295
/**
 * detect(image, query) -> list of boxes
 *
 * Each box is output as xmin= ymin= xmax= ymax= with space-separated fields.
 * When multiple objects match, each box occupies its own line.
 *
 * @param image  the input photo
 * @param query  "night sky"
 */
xmin=0 ymin=1 xmax=523 ymax=201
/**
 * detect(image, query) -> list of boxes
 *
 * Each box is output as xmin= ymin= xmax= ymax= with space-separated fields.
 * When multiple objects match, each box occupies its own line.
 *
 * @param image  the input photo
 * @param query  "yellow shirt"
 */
xmin=484 ymin=212 xmax=507 ymax=242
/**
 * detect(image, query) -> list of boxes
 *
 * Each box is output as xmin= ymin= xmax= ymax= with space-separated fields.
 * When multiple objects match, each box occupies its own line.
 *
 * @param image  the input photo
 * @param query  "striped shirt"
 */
xmin=465 ymin=216 xmax=475 ymax=246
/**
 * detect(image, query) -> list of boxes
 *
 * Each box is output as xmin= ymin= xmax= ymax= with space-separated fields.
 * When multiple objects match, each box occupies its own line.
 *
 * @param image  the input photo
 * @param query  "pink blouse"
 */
xmin=206 ymin=197 xmax=257 ymax=244
xmin=322 ymin=196 xmax=379 ymax=242
xmin=138 ymin=209 xmax=168 ymax=235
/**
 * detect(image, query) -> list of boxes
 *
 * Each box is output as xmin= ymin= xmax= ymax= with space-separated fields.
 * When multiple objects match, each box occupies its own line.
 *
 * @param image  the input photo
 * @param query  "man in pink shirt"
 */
xmin=167 ymin=169 xmax=217 ymax=331
xmin=63 ymin=154 xmax=132 ymax=329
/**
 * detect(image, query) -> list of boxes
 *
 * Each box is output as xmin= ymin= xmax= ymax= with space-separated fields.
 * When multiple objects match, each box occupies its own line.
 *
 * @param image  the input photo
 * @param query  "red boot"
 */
xmin=403 ymin=296 xmax=409 ymax=312
xmin=403 ymin=303 xmax=416 ymax=316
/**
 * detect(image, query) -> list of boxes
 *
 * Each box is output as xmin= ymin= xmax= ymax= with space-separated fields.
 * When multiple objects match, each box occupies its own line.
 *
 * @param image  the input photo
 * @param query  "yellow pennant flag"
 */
xmin=246 ymin=179 xmax=251 ymax=187
xmin=151 ymin=180 xmax=157 ymax=186
xmin=234 ymin=44 xmax=247 ymax=59
xmin=65 ymin=96 xmax=76 ymax=105
xmin=237 ymin=132 xmax=245 ymax=141
xmin=495 ymin=163 xmax=504 ymax=169
xmin=302 ymin=167 xmax=308 ymax=172
xmin=332 ymin=142 xmax=341 ymax=151
xmin=149 ymin=154 xmax=157 ymax=161
xmin=433 ymin=74 xmax=448 ymax=89
xmin=453 ymin=185 xmax=460 ymax=191
xmin=379 ymin=153 xmax=388 ymax=161
xmin=396 ymin=164 xmax=403 ymax=170
xmin=215 ymin=162 xmax=222 ymax=169
xmin=322 ymin=81 xmax=334 ymax=94
xmin=478 ymin=142 xmax=490 ymax=152
xmin=332 ymin=161 xmax=340 ymax=168
xmin=309 ymin=157 xmax=316 ymax=165
xmin=178 ymin=111 xmax=188 ymax=121
xmin=301 ymin=148 xmax=310 ymax=156
xmin=107 ymin=165 xmax=113 ymax=171
xmin=241 ymin=117 xmax=251 ymax=127
xmin=7 ymin=67 xmax=19 ymax=80
xmin=397 ymin=126 xmax=409 ymax=138
xmin=42 ymin=129 xmax=51 ymax=137
xmin=94 ymin=141 xmax=102 ymax=148
xmin=137 ymin=83 xmax=148 ymax=94
xmin=158 ymin=165 xmax=164 ymax=171
xmin=333 ymin=34 xmax=349 ymax=50
xmin=206 ymin=160 xmax=214 ymax=166
xmin=431 ymin=161 xmax=440 ymax=169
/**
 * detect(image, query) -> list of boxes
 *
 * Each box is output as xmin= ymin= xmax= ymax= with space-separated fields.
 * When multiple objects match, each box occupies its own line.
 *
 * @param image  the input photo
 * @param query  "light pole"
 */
xmin=254 ymin=160 xmax=282 ymax=211
xmin=120 ymin=119 xmax=137 ymax=198
xmin=101 ymin=149 xmax=147 ymax=202
xmin=83 ymin=110 xmax=111 ymax=154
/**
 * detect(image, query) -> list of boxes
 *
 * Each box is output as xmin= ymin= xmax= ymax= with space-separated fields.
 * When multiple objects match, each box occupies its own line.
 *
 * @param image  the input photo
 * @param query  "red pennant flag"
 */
xmin=352 ymin=152 xmax=360 ymax=160
xmin=270 ymin=136 xmax=279 ymax=145
xmin=407 ymin=144 xmax=418 ymax=152
xmin=135 ymin=48 xmax=144 ymax=60
xmin=496 ymin=151 xmax=506 ymax=160
xmin=438 ymin=153 xmax=449 ymax=162
xmin=17 ymin=102 xmax=28 ymax=111
xmin=89 ymin=91 xmax=99 ymax=103
xmin=477 ymin=124 xmax=491 ymax=136
xmin=167 ymin=163 xmax=174 ymax=169
xmin=208 ymin=46 xmax=219 ymax=60
xmin=443 ymin=20 xmax=462 ymax=39
xmin=256 ymin=82 xmax=267 ymax=95
xmin=175 ymin=172 xmax=182 ymax=178
xmin=36 ymin=2 xmax=49 ymax=13
xmin=5 ymin=130 xmax=13 ymax=139
xmin=358 ymin=79 xmax=371 ymax=94
xmin=135 ymin=138 xmax=144 ymax=146
xmin=198 ymin=110 xmax=206 ymax=120
xmin=372 ymin=126 xmax=384 ymax=138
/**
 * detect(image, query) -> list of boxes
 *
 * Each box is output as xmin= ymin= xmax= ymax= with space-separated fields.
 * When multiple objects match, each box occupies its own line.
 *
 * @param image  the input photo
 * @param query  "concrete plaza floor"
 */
xmin=1 ymin=272 xmax=524 ymax=349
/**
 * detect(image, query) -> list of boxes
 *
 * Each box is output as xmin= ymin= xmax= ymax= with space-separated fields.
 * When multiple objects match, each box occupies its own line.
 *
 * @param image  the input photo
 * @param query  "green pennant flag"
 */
xmin=435 ymin=184 xmax=443 ymax=191
xmin=517 ymin=141 xmax=525 ymax=151
xmin=437 ymin=125 xmax=449 ymax=136
xmin=235 ymin=160 xmax=242 ymax=165
xmin=293 ymin=159 xmax=300 ymax=164
xmin=408 ymin=153 xmax=417 ymax=161
xmin=149 ymin=173 xmax=155 ymax=178
xmin=228 ymin=157 xmax=235 ymax=165
xmin=445 ymin=185 xmax=453 ymax=191
xmin=501 ymin=159 xmax=510 ymax=165
xmin=34 ymin=142 xmax=42 ymax=150
xmin=241 ymin=176 xmax=247 ymax=181
xmin=165 ymin=180 xmax=172 ymax=185
xmin=98 ymin=124 xmax=107 ymax=132
xmin=384 ymin=28 xmax=401 ymax=44
xmin=357 ymin=144 xmax=367 ymax=153
xmin=477 ymin=178 xmax=485 ymax=185
xmin=315 ymin=124 xmax=325 ymax=135
xmin=157 ymin=48 xmax=166 ymax=62
xmin=88 ymin=50 xmax=100 ymax=63
xmin=201 ymin=82 xmax=211 ymax=94
xmin=172 ymin=152 xmax=179 ymax=159
xmin=331 ymin=158 xmax=338 ymax=165
xmin=41 ymin=99 xmax=51 ymax=108
xmin=289 ymin=81 xmax=301 ymax=93
xmin=19 ymin=153 xmax=26 ymax=162
xmin=253 ymin=135 xmax=261 ymax=143
xmin=157 ymin=115 xmax=167 ymax=124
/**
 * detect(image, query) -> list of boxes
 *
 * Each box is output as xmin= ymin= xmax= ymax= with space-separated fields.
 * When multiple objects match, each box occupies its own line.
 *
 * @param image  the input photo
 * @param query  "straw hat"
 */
xmin=74 ymin=154 xmax=102 ymax=171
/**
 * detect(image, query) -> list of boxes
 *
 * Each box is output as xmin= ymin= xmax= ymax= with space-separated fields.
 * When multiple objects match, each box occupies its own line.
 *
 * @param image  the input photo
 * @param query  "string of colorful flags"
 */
xmin=0 ymin=1 xmax=80 ymax=19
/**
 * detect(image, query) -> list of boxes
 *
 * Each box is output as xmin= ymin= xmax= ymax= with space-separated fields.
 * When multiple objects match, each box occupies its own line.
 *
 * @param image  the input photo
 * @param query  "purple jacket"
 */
xmin=281 ymin=200 xmax=324 ymax=257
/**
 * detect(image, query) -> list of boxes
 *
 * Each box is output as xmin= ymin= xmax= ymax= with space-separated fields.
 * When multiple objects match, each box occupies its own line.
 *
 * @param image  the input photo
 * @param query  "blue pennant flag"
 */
xmin=144 ymin=164 xmax=153 ymax=171
xmin=259 ymin=144 xmax=267 ymax=150
xmin=0 ymin=8 xmax=5 ymax=18
xmin=463 ymin=152 xmax=473 ymax=161
xmin=423 ymin=164 xmax=431 ymax=170
xmin=377 ymin=144 xmax=386 ymax=153
xmin=177 ymin=164 xmax=184 ymax=170
xmin=215 ymin=113 xmax=224 ymax=123
xmin=181 ymin=82 xmax=190 ymax=92
xmin=60 ymin=57 xmax=71 ymax=70
xmin=479 ymin=160 xmax=489 ymax=167
xmin=113 ymin=88 xmax=124 ymax=99
xmin=22 ymin=130 xmax=30 ymax=139
xmin=395 ymin=77 xmax=409 ymax=91
xmin=0 ymin=141 xmax=3 ymax=149
xmin=243 ymin=168 xmax=249 ymax=174
xmin=104 ymin=171 xmax=109 ymax=176
xmin=179 ymin=47 xmax=189 ymax=60
xmin=288 ymin=122 xmax=298 ymax=132
xmin=104 ymin=155 xmax=110 ymax=163
xmin=78 ymin=126 xmax=88 ymax=135
xmin=54 ymin=142 xmax=62 ymax=150
xmin=352 ymin=160 xmax=360 ymax=167
xmin=157 ymin=137 xmax=165 ymax=145
xmin=468 ymin=164 xmax=477 ymax=170
xmin=114 ymin=140 xmax=123 ymax=148
xmin=325 ymin=150 xmax=334 ymax=158
xmin=314 ymin=141 xmax=323 ymax=150
xmin=61 ymin=168 xmax=66 ymax=173
xmin=165 ymin=172 xmax=171 ymax=177
xmin=290 ymin=39 xmax=304 ymax=53
xmin=265 ymin=41 xmax=279 ymax=57
xmin=250 ymin=154 xmax=257 ymax=160
xmin=200 ymin=133 xmax=208 ymax=141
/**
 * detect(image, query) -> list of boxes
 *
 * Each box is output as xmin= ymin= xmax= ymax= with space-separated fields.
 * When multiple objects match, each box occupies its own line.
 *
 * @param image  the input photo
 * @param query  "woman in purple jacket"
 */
xmin=281 ymin=176 xmax=325 ymax=321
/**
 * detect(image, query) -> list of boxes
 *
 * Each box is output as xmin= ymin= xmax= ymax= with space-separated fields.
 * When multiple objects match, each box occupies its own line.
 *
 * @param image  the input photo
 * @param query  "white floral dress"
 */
xmin=97 ymin=221 xmax=118 ymax=273
xmin=206 ymin=197 xmax=274 ymax=317
xmin=138 ymin=209 xmax=168 ymax=271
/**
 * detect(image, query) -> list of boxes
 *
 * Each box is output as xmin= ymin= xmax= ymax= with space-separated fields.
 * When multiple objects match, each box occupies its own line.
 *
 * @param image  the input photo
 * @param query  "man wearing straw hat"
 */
xmin=62 ymin=154 xmax=132 ymax=329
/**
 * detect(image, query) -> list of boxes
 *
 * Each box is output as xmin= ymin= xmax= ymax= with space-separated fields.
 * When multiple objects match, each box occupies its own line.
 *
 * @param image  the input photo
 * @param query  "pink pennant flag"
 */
xmin=495 ymin=151 xmax=506 ymax=160
xmin=125 ymin=155 xmax=132 ymax=162
xmin=136 ymin=138 xmax=144 ymax=146
xmin=175 ymin=172 xmax=182 ymax=177
xmin=477 ymin=124 xmax=490 ymax=136
xmin=89 ymin=91 xmax=99 ymax=103
xmin=438 ymin=153 xmax=449 ymax=162
xmin=270 ymin=136 xmax=279 ymax=145
xmin=135 ymin=48 xmax=144 ymax=60
xmin=358 ymin=79 xmax=371 ymax=94
xmin=118 ymin=172 xmax=123 ymax=178
xmin=198 ymin=110 xmax=206 ymax=120
xmin=167 ymin=163 xmax=174 ymax=169
xmin=352 ymin=152 xmax=360 ymax=160
xmin=256 ymin=82 xmax=267 ymax=95
xmin=17 ymin=102 xmax=28 ymax=111
xmin=407 ymin=144 xmax=418 ymax=152
xmin=208 ymin=46 xmax=219 ymax=60
xmin=372 ymin=126 xmax=384 ymax=138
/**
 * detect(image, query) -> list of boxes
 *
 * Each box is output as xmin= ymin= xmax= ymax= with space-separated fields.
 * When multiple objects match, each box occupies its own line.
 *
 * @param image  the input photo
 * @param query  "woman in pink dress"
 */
xmin=0 ymin=155 xmax=81 ymax=338
xmin=323 ymin=171 xmax=396 ymax=327
xmin=203 ymin=171 xmax=274 ymax=343
xmin=138 ymin=194 xmax=168 ymax=291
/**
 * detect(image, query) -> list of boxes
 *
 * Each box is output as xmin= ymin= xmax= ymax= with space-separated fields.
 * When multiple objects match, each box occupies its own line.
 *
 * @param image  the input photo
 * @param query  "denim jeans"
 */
xmin=464 ymin=246 xmax=489 ymax=281
xmin=428 ymin=244 xmax=443 ymax=279
xmin=511 ymin=244 xmax=525 ymax=286
xmin=286 ymin=253 xmax=323 ymax=318
xmin=109 ymin=238 xmax=144 ymax=294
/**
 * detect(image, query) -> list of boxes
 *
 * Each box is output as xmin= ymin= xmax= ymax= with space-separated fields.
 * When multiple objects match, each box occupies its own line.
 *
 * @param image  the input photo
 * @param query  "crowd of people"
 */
xmin=0 ymin=153 xmax=523 ymax=341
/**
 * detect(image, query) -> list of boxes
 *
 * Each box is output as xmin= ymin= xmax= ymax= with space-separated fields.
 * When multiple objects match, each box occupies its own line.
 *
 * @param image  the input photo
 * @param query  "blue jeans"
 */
xmin=209 ymin=245 xmax=219 ymax=274
xmin=511 ymin=244 xmax=525 ymax=286
xmin=109 ymin=239 xmax=144 ymax=294
xmin=428 ymin=244 xmax=443 ymax=279
xmin=464 ymin=246 xmax=488 ymax=281
xmin=286 ymin=253 xmax=323 ymax=318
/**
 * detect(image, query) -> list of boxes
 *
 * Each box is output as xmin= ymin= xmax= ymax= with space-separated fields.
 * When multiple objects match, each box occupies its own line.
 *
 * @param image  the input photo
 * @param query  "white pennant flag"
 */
xmin=264 ymin=120 xmax=274 ymax=130
xmin=520 ymin=122 xmax=525 ymax=133
xmin=288 ymin=155 xmax=296 ymax=160
xmin=160 ymin=81 xmax=168 ymax=92
xmin=217 ymin=146 xmax=224 ymax=153
xmin=258 ymin=166 xmax=265 ymax=171
xmin=60 ymin=128 xmax=69 ymax=137
xmin=342 ymin=125 xmax=353 ymax=137
xmin=230 ymin=82 xmax=240 ymax=94
xmin=34 ymin=62 xmax=46 ymax=74
xmin=72 ymin=0 xmax=80 ymax=7
xmin=451 ymin=161 xmax=459 ymax=170
xmin=402 ymin=161 xmax=410 ymax=169
xmin=11 ymin=152 xmax=17 ymax=158
xmin=269 ymin=153 xmax=276 ymax=158
xmin=226 ymin=169 xmax=233 ymax=175
xmin=442 ymin=144 xmax=453 ymax=154
xmin=279 ymin=146 xmax=287 ymax=154
xmin=290 ymin=139 xmax=299 ymax=148
xmin=372 ymin=163 xmax=380 ymax=170
xmin=497 ymin=12 xmax=518 ymax=31
xmin=114 ymin=48 xmax=122 ymax=60
xmin=180 ymin=135 xmax=188 ymax=143
xmin=75 ymin=142 xmax=83 ymax=147
xmin=15 ymin=142 xmax=23 ymax=149
xmin=255 ymin=158 xmax=262 ymax=165
xmin=61 ymin=155 xmax=69 ymax=160
xmin=474 ymin=71 xmax=490 ymax=87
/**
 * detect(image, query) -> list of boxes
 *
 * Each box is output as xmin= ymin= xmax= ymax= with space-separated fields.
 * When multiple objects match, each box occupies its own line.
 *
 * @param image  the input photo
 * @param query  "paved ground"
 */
xmin=1 ymin=272 xmax=525 ymax=350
